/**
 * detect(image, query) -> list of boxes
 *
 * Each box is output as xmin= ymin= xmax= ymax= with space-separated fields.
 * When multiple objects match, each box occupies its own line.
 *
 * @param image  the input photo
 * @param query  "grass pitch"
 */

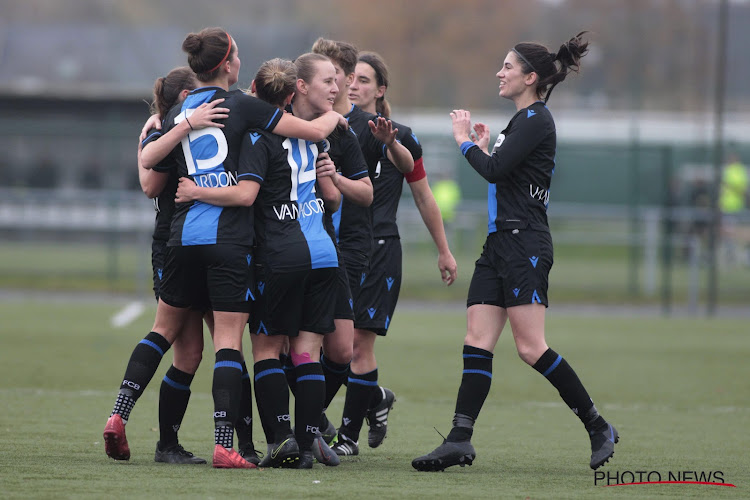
xmin=0 ymin=299 xmax=748 ymax=499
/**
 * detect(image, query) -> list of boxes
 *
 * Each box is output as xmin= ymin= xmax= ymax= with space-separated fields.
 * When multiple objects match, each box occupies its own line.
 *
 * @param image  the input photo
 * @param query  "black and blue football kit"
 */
xmin=462 ymin=100 xmax=556 ymax=308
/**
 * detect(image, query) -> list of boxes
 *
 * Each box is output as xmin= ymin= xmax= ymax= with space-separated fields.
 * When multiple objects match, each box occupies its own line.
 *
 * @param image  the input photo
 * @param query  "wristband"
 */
xmin=186 ymin=116 xmax=194 ymax=131
xmin=460 ymin=141 xmax=476 ymax=156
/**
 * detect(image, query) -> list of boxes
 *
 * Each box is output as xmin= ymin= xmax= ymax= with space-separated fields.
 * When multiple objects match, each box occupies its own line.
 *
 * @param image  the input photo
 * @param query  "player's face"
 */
xmin=349 ymin=62 xmax=383 ymax=112
xmin=497 ymin=51 xmax=530 ymax=101
xmin=331 ymin=62 xmax=351 ymax=105
xmin=306 ymin=60 xmax=339 ymax=114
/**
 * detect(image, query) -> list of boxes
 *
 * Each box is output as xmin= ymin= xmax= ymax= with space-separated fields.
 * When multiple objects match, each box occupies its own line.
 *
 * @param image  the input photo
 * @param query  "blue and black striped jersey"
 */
xmin=240 ymin=129 xmax=338 ymax=272
xmin=157 ymin=87 xmax=283 ymax=247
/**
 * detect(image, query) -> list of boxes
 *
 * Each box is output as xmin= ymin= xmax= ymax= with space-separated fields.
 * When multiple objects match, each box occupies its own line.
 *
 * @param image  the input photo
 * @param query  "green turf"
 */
xmin=0 ymin=300 xmax=748 ymax=499
xmin=2 ymin=238 xmax=750 ymax=306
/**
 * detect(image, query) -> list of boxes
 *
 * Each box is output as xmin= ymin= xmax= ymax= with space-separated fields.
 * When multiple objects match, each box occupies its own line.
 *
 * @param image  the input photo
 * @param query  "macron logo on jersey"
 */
xmin=527 ymin=109 xmax=537 ymax=118
xmin=249 ymin=132 xmax=261 ymax=145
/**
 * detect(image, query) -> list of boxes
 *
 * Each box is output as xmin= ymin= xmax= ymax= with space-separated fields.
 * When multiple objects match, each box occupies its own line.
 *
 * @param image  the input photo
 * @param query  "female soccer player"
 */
xmin=309 ymin=39 xmax=418 ymax=456
xmin=103 ymin=27 xmax=343 ymax=470
xmin=331 ymin=51 xmax=458 ymax=455
xmin=412 ymin=33 xmax=619 ymax=472
xmin=137 ymin=66 xmax=224 ymax=466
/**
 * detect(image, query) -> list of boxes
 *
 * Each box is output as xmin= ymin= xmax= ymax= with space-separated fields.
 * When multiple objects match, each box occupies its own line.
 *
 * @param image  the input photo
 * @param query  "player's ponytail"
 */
xmin=150 ymin=66 xmax=197 ymax=119
xmin=253 ymin=58 xmax=297 ymax=108
xmin=512 ymin=31 xmax=589 ymax=103
xmin=358 ymin=51 xmax=391 ymax=118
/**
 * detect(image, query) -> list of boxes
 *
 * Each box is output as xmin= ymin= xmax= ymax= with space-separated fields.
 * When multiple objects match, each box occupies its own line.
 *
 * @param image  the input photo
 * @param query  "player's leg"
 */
xmin=412 ymin=247 xmax=505 ymax=471
xmin=104 ymin=297 xmax=188 ymax=461
xmin=155 ymin=308 xmax=206 ymax=464
xmin=509 ymin=304 xmax=618 ymax=469
xmin=207 ymin=244 xmax=255 ymax=469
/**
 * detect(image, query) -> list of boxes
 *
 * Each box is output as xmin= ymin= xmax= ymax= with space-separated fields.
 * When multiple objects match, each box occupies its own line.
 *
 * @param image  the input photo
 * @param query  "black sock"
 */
xmin=213 ymin=348 xmax=243 ymax=449
xmin=339 ymin=368 xmax=378 ymax=442
xmin=254 ymin=359 xmax=291 ymax=444
xmin=235 ymin=361 xmax=254 ymax=450
xmin=293 ymin=362 xmax=325 ymax=452
xmin=280 ymin=353 xmax=297 ymax=396
xmin=321 ymin=354 xmax=350 ymax=409
xmin=532 ymin=348 xmax=602 ymax=430
xmin=158 ymin=365 xmax=194 ymax=448
xmin=447 ymin=345 xmax=493 ymax=442
xmin=112 ymin=331 xmax=171 ymax=422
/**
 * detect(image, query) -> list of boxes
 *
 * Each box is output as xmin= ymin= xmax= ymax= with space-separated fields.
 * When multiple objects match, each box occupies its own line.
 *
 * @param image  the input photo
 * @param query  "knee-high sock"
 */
xmin=293 ymin=362 xmax=326 ymax=452
xmin=235 ymin=361 xmax=254 ymax=450
xmin=447 ymin=345 xmax=493 ymax=442
xmin=339 ymin=368 xmax=378 ymax=442
xmin=158 ymin=365 xmax=194 ymax=447
xmin=213 ymin=349 xmax=243 ymax=449
xmin=254 ymin=358 xmax=291 ymax=444
xmin=112 ymin=331 xmax=171 ymax=423
xmin=532 ymin=348 xmax=604 ymax=430
xmin=321 ymin=354 xmax=350 ymax=409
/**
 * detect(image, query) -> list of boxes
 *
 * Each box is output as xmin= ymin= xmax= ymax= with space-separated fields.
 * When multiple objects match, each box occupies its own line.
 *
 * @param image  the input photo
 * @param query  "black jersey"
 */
xmin=158 ymin=87 xmax=283 ymax=247
xmin=331 ymin=104 xmax=390 ymax=258
xmin=369 ymin=119 xmax=423 ymax=238
xmin=142 ymin=127 xmax=177 ymax=243
xmin=240 ymin=129 xmax=338 ymax=272
xmin=462 ymin=101 xmax=556 ymax=234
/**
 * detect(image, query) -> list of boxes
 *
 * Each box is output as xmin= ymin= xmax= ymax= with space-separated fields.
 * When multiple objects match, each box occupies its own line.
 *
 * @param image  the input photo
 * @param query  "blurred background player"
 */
xmin=308 ymin=38 xmax=416 ymax=454
xmin=333 ymin=50 xmax=458 ymax=455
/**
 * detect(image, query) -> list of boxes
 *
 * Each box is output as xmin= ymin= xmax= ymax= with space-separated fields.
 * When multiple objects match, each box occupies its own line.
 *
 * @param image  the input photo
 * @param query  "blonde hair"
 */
xmin=252 ymin=58 xmax=297 ymax=107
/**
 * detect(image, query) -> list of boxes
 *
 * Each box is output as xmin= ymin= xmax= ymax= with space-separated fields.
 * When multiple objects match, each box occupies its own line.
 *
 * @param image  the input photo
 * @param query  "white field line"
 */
xmin=110 ymin=301 xmax=145 ymax=328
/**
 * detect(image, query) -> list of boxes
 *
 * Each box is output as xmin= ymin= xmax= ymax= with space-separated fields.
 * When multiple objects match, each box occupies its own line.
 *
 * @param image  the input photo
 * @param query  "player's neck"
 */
xmin=359 ymin=102 xmax=377 ymax=114
xmin=291 ymin=99 xmax=321 ymax=122
xmin=333 ymin=95 xmax=353 ymax=116
xmin=202 ymin=77 xmax=229 ymax=91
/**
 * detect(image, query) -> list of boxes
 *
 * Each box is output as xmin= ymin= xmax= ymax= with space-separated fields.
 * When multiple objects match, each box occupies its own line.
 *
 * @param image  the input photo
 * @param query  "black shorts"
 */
xmin=467 ymin=229 xmax=553 ymax=309
xmin=333 ymin=259 xmax=355 ymax=321
xmin=159 ymin=244 xmax=254 ymax=313
xmin=342 ymin=253 xmax=369 ymax=325
xmin=257 ymin=267 xmax=337 ymax=337
xmin=151 ymin=239 xmax=168 ymax=301
xmin=355 ymin=237 xmax=402 ymax=336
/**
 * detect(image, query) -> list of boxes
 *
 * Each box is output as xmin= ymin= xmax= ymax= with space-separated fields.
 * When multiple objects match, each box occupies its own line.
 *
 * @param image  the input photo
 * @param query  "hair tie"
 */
xmin=207 ymin=31 xmax=232 ymax=73
xmin=512 ymin=48 xmax=537 ymax=73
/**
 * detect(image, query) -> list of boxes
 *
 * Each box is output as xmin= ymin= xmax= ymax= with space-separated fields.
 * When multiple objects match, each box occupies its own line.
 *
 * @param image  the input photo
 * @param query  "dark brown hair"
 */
xmin=150 ymin=66 xmax=197 ymax=118
xmin=181 ymin=27 xmax=236 ymax=82
xmin=512 ymin=31 xmax=589 ymax=103
xmin=358 ymin=51 xmax=391 ymax=117
xmin=311 ymin=37 xmax=358 ymax=76
xmin=253 ymin=58 xmax=297 ymax=108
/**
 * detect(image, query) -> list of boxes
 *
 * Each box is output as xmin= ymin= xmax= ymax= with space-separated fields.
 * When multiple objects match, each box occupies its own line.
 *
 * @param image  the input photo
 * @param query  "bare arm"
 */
xmin=175 ymin=177 xmax=260 ymax=207
xmin=369 ymin=117 xmax=414 ymax=174
xmin=137 ymin=140 xmax=168 ymax=198
xmin=273 ymin=110 xmax=347 ymax=143
xmin=316 ymin=153 xmax=341 ymax=212
xmin=409 ymin=177 xmax=457 ymax=286
xmin=332 ymin=174 xmax=373 ymax=207
xmin=140 ymin=99 xmax=229 ymax=170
